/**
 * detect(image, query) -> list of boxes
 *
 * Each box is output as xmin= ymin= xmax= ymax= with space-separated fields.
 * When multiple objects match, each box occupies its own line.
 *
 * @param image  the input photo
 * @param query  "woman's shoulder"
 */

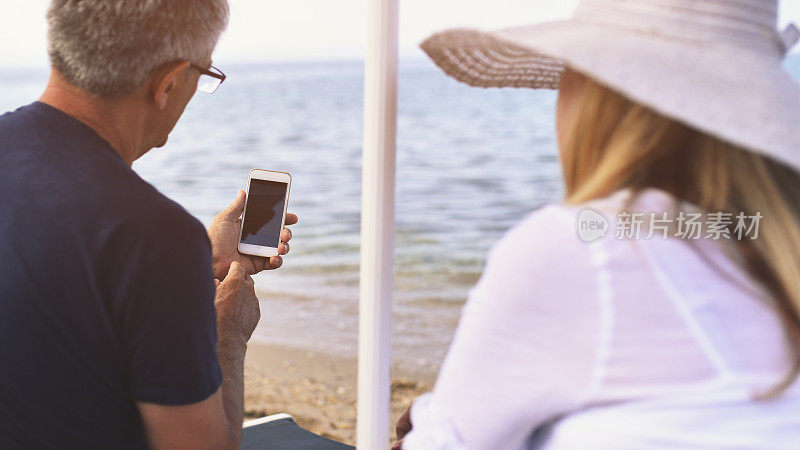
xmin=501 ymin=188 xmax=648 ymax=243
xmin=478 ymin=189 xmax=674 ymax=302
xmin=489 ymin=197 xmax=606 ymax=264
xmin=473 ymin=201 xmax=604 ymax=308
xmin=499 ymin=188 xmax=680 ymax=252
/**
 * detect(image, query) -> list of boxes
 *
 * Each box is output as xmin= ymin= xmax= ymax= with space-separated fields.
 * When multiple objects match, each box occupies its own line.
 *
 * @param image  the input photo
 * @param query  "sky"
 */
xmin=1 ymin=0 xmax=798 ymax=68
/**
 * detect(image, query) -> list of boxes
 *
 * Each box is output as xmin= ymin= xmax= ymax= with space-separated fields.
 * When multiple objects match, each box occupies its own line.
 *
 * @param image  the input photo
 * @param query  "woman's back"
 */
xmin=405 ymin=189 xmax=798 ymax=449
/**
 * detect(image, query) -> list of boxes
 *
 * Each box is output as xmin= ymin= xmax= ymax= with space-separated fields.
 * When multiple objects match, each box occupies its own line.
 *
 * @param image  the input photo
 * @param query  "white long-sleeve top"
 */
xmin=404 ymin=189 xmax=800 ymax=450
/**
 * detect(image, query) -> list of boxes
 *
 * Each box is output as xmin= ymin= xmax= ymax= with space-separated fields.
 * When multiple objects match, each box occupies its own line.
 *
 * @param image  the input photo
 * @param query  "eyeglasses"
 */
xmin=191 ymin=64 xmax=226 ymax=94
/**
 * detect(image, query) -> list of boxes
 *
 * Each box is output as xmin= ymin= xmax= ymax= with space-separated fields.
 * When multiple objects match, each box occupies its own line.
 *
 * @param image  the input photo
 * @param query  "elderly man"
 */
xmin=0 ymin=1 xmax=295 ymax=448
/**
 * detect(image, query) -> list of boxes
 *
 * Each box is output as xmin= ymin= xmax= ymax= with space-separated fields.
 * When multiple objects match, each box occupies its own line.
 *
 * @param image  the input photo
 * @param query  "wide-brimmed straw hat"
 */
xmin=421 ymin=0 xmax=800 ymax=172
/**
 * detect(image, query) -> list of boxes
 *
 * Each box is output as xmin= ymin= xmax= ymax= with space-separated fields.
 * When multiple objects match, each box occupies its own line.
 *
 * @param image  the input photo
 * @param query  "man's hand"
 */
xmin=215 ymin=261 xmax=260 ymax=344
xmin=208 ymin=190 xmax=298 ymax=280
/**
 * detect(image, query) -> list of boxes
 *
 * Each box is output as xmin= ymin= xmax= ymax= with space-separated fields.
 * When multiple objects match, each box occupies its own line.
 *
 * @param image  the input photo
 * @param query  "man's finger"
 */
xmin=221 ymin=190 xmax=246 ymax=221
xmin=226 ymin=261 xmax=246 ymax=280
xmin=269 ymin=256 xmax=283 ymax=269
xmin=284 ymin=213 xmax=298 ymax=225
xmin=280 ymin=227 xmax=292 ymax=242
xmin=279 ymin=242 xmax=289 ymax=255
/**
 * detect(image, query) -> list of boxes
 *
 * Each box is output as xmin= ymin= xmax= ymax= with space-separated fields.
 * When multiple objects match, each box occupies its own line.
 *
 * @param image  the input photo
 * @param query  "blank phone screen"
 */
xmin=241 ymin=179 xmax=288 ymax=247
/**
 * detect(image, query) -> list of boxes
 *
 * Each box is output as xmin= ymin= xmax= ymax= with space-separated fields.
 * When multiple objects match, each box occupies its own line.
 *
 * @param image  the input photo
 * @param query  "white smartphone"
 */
xmin=238 ymin=169 xmax=292 ymax=258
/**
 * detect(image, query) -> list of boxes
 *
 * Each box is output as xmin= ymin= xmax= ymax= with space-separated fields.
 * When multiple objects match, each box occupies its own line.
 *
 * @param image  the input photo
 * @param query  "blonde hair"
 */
xmin=562 ymin=75 xmax=800 ymax=398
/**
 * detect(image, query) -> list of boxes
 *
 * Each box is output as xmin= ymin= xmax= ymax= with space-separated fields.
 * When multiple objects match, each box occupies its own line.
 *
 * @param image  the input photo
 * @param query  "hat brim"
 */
xmin=420 ymin=20 xmax=800 ymax=173
xmin=420 ymin=23 xmax=570 ymax=89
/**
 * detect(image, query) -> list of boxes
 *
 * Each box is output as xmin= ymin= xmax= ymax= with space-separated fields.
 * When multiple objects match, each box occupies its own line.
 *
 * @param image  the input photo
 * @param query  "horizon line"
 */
xmin=0 ymin=54 xmax=434 ymax=73
xmin=3 ymin=50 xmax=799 ymax=73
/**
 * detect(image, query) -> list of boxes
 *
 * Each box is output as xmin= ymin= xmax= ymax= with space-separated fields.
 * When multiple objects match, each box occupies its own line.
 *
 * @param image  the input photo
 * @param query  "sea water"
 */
xmin=2 ymin=56 xmax=799 ymax=372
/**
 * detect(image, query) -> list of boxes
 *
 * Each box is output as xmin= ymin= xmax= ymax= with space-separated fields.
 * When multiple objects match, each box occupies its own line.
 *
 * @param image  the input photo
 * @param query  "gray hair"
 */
xmin=47 ymin=0 xmax=229 ymax=98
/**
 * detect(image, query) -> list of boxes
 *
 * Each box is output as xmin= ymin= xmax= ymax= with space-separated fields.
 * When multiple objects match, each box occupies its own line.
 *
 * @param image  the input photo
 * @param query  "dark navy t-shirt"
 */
xmin=0 ymin=102 xmax=222 ymax=449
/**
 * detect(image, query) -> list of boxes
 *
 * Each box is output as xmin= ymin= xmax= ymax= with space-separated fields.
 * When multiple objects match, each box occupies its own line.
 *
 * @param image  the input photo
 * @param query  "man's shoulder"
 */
xmin=109 ymin=177 xmax=208 ymax=248
xmin=2 ymin=103 xmax=203 ymax=236
xmin=87 ymin=175 xmax=211 ymax=281
xmin=0 ymin=102 xmax=208 ymax=260
xmin=0 ymin=103 xmax=36 ymax=124
xmin=0 ymin=102 xmax=128 ymax=179
xmin=0 ymin=102 xmax=73 ymax=136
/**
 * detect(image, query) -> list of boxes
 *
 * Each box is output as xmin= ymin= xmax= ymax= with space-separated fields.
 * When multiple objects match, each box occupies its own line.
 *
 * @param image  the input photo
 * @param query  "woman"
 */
xmin=398 ymin=0 xmax=800 ymax=448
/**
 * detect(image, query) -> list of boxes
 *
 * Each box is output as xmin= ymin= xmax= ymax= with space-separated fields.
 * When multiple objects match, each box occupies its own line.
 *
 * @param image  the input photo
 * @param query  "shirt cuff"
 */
xmin=403 ymin=393 xmax=467 ymax=450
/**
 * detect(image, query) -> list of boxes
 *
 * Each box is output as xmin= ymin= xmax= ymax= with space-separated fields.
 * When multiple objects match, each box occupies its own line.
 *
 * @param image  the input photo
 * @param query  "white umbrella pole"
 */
xmin=357 ymin=0 xmax=399 ymax=447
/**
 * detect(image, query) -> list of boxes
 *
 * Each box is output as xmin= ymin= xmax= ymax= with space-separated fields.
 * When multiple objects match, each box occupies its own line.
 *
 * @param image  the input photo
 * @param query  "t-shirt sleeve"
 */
xmin=122 ymin=218 xmax=222 ymax=405
xmin=404 ymin=205 xmax=605 ymax=450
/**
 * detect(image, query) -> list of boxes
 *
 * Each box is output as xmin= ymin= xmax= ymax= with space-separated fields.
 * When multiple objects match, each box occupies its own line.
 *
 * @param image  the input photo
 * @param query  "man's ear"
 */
xmin=149 ymin=61 xmax=192 ymax=110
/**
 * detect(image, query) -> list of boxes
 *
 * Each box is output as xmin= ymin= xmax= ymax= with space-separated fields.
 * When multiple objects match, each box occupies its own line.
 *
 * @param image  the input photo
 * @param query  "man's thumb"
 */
xmin=222 ymin=190 xmax=246 ymax=220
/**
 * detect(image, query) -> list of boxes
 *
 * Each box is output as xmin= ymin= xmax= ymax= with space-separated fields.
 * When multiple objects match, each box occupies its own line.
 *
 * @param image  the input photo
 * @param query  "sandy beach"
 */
xmin=243 ymin=342 xmax=436 ymax=446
